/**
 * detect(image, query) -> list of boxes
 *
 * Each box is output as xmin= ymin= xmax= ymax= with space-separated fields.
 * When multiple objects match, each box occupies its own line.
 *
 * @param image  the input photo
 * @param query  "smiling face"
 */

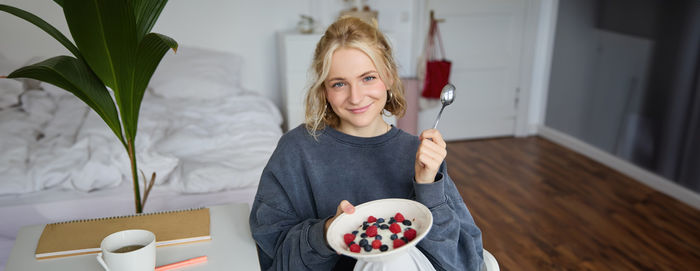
xmin=325 ymin=48 xmax=389 ymax=137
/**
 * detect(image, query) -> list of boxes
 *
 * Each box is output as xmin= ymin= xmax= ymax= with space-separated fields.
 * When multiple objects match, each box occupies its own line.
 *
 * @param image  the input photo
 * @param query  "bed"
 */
xmin=0 ymin=47 xmax=283 ymax=269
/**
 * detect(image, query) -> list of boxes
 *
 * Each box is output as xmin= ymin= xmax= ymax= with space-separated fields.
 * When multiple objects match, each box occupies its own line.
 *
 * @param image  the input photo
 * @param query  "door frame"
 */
xmin=412 ymin=0 xmax=559 ymax=137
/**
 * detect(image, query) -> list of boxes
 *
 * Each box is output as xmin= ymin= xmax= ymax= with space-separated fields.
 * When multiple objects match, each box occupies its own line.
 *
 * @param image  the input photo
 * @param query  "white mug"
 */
xmin=96 ymin=229 xmax=156 ymax=271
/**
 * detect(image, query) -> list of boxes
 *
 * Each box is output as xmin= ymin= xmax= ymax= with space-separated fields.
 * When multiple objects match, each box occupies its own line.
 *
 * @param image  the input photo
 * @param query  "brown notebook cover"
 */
xmin=35 ymin=208 xmax=211 ymax=259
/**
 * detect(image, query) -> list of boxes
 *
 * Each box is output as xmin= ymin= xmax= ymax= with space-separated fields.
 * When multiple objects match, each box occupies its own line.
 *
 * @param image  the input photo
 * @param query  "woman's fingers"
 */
xmin=415 ymin=129 xmax=447 ymax=183
xmin=419 ymin=129 xmax=447 ymax=148
xmin=326 ymin=200 xmax=355 ymax=245
xmin=338 ymin=200 xmax=355 ymax=215
xmin=420 ymin=138 xmax=447 ymax=158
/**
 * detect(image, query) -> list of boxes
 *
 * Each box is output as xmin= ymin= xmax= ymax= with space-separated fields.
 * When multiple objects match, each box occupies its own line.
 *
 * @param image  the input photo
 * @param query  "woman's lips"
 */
xmin=349 ymin=104 xmax=372 ymax=114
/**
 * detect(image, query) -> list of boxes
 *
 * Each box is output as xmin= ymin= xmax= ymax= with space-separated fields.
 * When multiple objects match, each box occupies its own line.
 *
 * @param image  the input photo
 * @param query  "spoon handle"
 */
xmin=433 ymin=104 xmax=446 ymax=129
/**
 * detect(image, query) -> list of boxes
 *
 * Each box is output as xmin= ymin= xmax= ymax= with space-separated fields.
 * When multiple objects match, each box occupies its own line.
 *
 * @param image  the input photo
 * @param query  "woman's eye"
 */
xmin=331 ymin=82 xmax=346 ymax=88
xmin=363 ymin=76 xmax=376 ymax=82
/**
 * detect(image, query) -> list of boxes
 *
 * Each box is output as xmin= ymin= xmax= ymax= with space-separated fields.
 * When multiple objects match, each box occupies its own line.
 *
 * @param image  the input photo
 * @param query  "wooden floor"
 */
xmin=447 ymin=136 xmax=700 ymax=271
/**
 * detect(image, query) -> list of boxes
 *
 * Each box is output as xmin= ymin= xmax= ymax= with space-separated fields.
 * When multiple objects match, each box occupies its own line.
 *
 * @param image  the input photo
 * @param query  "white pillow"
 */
xmin=148 ymin=46 xmax=244 ymax=99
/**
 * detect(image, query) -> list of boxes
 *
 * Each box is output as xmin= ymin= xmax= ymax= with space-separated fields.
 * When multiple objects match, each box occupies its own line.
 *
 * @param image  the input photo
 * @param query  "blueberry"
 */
xmin=404 ymin=227 xmax=412 ymax=232
xmin=380 ymin=224 xmax=389 ymax=230
xmin=390 ymin=234 xmax=398 ymax=240
xmin=352 ymin=230 xmax=358 ymax=235
xmin=380 ymin=245 xmax=388 ymax=252
xmin=363 ymin=221 xmax=368 ymax=227
xmin=389 ymin=218 xmax=396 ymax=224
xmin=362 ymin=224 xmax=369 ymax=230
xmin=377 ymin=218 xmax=385 ymax=223
xmin=349 ymin=241 xmax=355 ymax=246
xmin=364 ymin=245 xmax=372 ymax=252
xmin=361 ymin=233 xmax=367 ymax=238
xmin=359 ymin=239 xmax=368 ymax=247
xmin=401 ymin=237 xmax=408 ymax=243
xmin=375 ymin=235 xmax=382 ymax=240
xmin=402 ymin=220 xmax=412 ymax=226
xmin=374 ymin=222 xmax=380 ymax=227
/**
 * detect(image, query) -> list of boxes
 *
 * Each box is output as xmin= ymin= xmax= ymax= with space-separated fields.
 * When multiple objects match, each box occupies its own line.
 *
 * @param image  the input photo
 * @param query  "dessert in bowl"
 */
xmin=327 ymin=198 xmax=433 ymax=262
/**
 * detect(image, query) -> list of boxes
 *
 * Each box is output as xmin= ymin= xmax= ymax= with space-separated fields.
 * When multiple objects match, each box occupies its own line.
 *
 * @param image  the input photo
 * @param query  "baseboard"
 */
xmin=528 ymin=124 xmax=539 ymax=136
xmin=537 ymin=125 xmax=700 ymax=210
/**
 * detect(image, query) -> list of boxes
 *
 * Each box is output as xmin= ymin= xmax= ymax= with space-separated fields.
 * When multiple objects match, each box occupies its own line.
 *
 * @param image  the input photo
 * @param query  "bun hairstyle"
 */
xmin=304 ymin=16 xmax=406 ymax=135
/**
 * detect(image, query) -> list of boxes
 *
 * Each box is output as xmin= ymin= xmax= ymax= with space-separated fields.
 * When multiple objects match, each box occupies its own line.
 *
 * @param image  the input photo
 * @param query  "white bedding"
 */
xmin=0 ymin=85 xmax=282 ymax=194
xmin=0 ymin=46 xmax=283 ymax=195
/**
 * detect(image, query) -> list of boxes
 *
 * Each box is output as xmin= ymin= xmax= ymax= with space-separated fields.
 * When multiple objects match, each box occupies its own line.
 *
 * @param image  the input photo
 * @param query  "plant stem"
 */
xmin=128 ymin=139 xmax=143 ymax=213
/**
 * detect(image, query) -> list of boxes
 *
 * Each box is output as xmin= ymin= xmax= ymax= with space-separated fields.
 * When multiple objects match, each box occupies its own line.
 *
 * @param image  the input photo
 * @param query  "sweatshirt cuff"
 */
xmin=308 ymin=217 xmax=336 ymax=257
xmin=413 ymin=173 xmax=447 ymax=209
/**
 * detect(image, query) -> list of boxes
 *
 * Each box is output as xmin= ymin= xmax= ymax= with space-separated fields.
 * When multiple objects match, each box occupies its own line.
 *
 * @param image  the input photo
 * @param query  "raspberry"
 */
xmin=372 ymin=239 xmax=382 ymax=249
xmin=350 ymin=244 xmax=361 ymax=253
xmin=367 ymin=216 xmax=377 ymax=223
xmin=393 ymin=239 xmax=406 ymax=248
xmin=366 ymin=225 xmax=378 ymax=237
xmin=395 ymin=212 xmax=405 ymax=222
xmin=404 ymin=228 xmax=417 ymax=241
xmin=344 ymin=233 xmax=355 ymax=245
xmin=389 ymin=222 xmax=401 ymax=233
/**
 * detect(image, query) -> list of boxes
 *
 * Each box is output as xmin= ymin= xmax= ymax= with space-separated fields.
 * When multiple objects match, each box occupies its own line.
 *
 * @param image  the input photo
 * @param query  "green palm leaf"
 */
xmin=0 ymin=4 xmax=80 ymax=58
xmin=128 ymin=33 xmax=178 ymax=138
xmin=62 ymin=0 xmax=138 ymax=138
xmin=132 ymin=0 xmax=169 ymax=42
xmin=7 ymin=56 xmax=125 ymax=146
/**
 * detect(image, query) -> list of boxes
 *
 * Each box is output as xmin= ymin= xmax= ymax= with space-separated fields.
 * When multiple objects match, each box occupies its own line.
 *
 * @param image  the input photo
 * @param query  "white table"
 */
xmin=4 ymin=203 xmax=261 ymax=270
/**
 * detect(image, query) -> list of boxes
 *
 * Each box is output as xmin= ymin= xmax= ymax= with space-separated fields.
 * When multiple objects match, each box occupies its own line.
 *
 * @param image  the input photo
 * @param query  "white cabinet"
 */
xmin=278 ymin=32 xmax=323 ymax=131
xmin=278 ymin=32 xmax=396 ymax=132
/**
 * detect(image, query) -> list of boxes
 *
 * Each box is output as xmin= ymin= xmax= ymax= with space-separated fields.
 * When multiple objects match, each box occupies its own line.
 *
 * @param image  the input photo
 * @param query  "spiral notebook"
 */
xmin=35 ymin=208 xmax=211 ymax=260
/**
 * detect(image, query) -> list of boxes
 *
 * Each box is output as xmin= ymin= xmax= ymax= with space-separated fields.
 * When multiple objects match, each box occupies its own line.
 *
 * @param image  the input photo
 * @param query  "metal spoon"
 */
xmin=432 ymin=83 xmax=455 ymax=129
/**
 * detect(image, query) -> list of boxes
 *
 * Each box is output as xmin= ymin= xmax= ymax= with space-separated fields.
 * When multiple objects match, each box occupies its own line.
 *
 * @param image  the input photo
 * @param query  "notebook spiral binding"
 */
xmin=49 ymin=207 xmax=207 ymax=225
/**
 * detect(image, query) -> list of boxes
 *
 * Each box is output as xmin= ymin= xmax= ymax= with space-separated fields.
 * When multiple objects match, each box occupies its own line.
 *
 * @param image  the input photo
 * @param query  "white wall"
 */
xmin=0 ymin=0 xmax=70 ymax=64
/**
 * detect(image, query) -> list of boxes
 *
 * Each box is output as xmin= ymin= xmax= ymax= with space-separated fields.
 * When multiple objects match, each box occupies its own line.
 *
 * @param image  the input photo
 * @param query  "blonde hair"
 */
xmin=304 ymin=16 xmax=406 ymax=135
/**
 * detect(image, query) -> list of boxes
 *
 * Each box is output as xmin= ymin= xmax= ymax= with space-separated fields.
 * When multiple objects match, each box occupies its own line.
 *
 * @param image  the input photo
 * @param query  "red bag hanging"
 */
xmin=421 ymin=19 xmax=451 ymax=99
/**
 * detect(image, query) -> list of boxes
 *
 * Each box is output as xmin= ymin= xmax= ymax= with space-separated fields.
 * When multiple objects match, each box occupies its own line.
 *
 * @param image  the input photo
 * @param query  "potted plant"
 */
xmin=0 ymin=0 xmax=177 ymax=213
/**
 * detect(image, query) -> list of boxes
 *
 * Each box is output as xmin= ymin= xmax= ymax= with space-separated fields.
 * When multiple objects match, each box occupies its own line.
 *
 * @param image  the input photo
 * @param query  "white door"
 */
xmin=418 ymin=0 xmax=528 ymax=141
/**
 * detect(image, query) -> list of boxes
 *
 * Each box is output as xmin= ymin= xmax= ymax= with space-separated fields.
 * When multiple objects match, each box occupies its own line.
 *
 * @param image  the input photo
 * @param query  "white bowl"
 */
xmin=327 ymin=198 xmax=433 ymax=262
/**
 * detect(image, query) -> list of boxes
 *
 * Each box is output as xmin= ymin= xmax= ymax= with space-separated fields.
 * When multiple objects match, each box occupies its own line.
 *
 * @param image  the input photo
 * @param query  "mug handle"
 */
xmin=96 ymin=252 xmax=110 ymax=271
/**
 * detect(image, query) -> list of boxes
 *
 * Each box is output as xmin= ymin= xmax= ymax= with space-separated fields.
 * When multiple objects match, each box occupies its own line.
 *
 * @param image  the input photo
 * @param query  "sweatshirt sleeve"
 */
xmin=249 ymin=170 xmax=339 ymax=271
xmin=413 ymin=162 xmax=484 ymax=271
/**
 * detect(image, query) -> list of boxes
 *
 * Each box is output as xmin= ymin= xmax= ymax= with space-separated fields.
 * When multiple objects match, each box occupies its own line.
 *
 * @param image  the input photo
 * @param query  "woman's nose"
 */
xmin=348 ymin=84 xmax=363 ymax=104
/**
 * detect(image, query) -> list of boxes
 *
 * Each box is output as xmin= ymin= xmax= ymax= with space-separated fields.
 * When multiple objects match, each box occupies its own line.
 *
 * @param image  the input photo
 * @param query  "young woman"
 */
xmin=249 ymin=17 xmax=483 ymax=270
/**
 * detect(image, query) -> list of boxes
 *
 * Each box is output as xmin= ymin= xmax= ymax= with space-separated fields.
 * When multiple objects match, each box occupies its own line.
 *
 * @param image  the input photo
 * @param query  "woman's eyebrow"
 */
xmin=327 ymin=76 xmax=345 ymax=82
xmin=357 ymin=70 xmax=377 ymax=78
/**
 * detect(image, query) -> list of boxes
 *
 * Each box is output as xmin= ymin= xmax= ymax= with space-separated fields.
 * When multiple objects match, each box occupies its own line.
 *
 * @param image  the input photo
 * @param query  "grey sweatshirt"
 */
xmin=249 ymin=125 xmax=484 ymax=270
